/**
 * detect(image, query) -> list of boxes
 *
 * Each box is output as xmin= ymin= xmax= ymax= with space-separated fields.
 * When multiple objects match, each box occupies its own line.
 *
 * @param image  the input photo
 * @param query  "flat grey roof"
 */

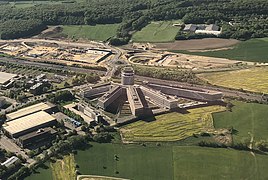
xmin=0 ymin=72 xmax=17 ymax=84
xmin=3 ymin=111 xmax=56 ymax=135
xmin=6 ymin=102 xmax=54 ymax=120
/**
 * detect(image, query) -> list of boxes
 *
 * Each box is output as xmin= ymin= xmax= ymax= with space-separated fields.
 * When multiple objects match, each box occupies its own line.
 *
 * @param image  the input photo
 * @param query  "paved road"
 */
xmin=0 ymin=38 xmax=104 ymax=48
xmin=0 ymin=136 xmax=35 ymax=164
xmin=101 ymin=43 xmax=123 ymax=81
xmin=136 ymin=75 xmax=266 ymax=102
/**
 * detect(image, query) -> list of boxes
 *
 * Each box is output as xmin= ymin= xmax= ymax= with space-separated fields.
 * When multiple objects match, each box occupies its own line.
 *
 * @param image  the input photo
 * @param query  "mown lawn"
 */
xmin=75 ymin=143 xmax=174 ymax=180
xmin=213 ymin=101 xmax=268 ymax=143
xmin=197 ymin=67 xmax=268 ymax=94
xmin=121 ymin=106 xmax=225 ymax=142
xmin=173 ymin=146 xmax=268 ymax=180
xmin=62 ymin=24 xmax=120 ymax=41
xmin=25 ymin=163 xmax=53 ymax=180
xmin=75 ymin=143 xmax=268 ymax=180
xmin=174 ymin=38 xmax=268 ymax=62
xmin=132 ymin=20 xmax=181 ymax=43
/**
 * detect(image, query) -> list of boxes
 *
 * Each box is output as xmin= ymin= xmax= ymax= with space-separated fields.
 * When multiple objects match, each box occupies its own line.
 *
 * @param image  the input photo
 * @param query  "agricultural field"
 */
xmin=173 ymin=38 xmax=268 ymax=62
xmin=131 ymin=20 xmax=181 ymax=43
xmin=154 ymin=38 xmax=240 ymax=51
xmin=51 ymin=154 xmax=76 ymax=180
xmin=213 ymin=101 xmax=268 ymax=144
xmin=121 ymin=106 xmax=226 ymax=142
xmin=197 ymin=67 xmax=268 ymax=94
xmin=62 ymin=24 xmax=120 ymax=41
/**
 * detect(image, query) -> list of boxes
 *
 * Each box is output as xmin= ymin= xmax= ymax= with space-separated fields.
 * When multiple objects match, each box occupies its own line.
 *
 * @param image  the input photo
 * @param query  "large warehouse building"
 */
xmin=3 ymin=110 xmax=57 ymax=138
xmin=2 ymin=102 xmax=58 ymax=147
xmin=0 ymin=72 xmax=17 ymax=84
xmin=6 ymin=102 xmax=55 ymax=120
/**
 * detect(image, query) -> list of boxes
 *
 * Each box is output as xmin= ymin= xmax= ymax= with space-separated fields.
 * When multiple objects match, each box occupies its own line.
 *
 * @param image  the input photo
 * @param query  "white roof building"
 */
xmin=0 ymin=72 xmax=17 ymax=85
xmin=1 ymin=156 xmax=19 ymax=167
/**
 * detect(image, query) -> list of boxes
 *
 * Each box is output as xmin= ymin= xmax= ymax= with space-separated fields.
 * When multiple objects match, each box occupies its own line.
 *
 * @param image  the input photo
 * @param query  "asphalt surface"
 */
xmin=0 ymin=57 xmax=105 ymax=75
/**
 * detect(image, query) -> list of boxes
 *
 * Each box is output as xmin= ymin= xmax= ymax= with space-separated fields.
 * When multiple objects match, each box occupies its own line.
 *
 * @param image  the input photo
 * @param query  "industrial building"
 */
xmin=81 ymin=82 xmax=112 ymax=98
xmin=16 ymin=127 xmax=57 ymax=148
xmin=3 ymin=110 xmax=57 ymax=138
xmin=98 ymin=86 xmax=124 ymax=109
xmin=140 ymin=86 xmax=178 ymax=109
xmin=64 ymin=103 xmax=95 ymax=125
xmin=81 ymin=67 xmax=223 ymax=122
xmin=6 ymin=102 xmax=56 ymax=120
xmin=183 ymin=24 xmax=197 ymax=32
xmin=127 ymin=86 xmax=149 ymax=116
xmin=77 ymin=104 xmax=103 ymax=123
xmin=0 ymin=97 xmax=6 ymax=108
xmin=0 ymin=72 xmax=17 ymax=86
xmin=1 ymin=156 xmax=20 ymax=167
xmin=146 ymin=83 xmax=223 ymax=102
xmin=183 ymin=24 xmax=221 ymax=35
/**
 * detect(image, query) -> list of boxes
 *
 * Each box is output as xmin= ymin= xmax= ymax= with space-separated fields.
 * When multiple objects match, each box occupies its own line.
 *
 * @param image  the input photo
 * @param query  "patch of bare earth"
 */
xmin=211 ymin=128 xmax=233 ymax=145
xmin=153 ymin=38 xmax=240 ymax=51
xmin=161 ymin=53 xmax=241 ymax=70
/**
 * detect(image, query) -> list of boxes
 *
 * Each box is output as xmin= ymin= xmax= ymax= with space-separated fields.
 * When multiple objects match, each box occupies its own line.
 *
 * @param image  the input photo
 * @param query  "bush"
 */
xmin=93 ymin=132 xmax=113 ymax=143
xmin=255 ymin=140 xmax=268 ymax=152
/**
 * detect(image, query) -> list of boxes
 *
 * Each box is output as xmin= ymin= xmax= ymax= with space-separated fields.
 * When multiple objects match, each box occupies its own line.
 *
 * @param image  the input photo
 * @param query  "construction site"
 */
xmin=0 ymin=41 xmax=113 ymax=67
xmin=126 ymin=50 xmax=242 ymax=70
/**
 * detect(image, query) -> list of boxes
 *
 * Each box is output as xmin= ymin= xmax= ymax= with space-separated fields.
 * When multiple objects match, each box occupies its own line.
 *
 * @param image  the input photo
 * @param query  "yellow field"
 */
xmin=121 ymin=106 xmax=225 ymax=142
xmin=198 ymin=67 xmax=268 ymax=94
xmin=51 ymin=154 xmax=76 ymax=180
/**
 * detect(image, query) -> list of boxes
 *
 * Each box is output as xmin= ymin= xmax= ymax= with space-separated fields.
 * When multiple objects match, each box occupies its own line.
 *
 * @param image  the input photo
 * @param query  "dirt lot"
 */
xmin=128 ymin=51 xmax=242 ymax=70
xmin=162 ymin=53 xmax=241 ymax=69
xmin=153 ymin=38 xmax=240 ymax=50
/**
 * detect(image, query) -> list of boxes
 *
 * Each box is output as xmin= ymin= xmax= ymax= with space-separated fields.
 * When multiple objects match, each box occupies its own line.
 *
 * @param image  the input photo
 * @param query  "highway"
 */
xmin=0 ymin=57 xmax=105 ymax=75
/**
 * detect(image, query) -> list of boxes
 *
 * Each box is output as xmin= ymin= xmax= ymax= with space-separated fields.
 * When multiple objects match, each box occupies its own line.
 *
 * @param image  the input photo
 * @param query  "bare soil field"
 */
xmin=153 ymin=38 xmax=240 ymax=50
xmin=128 ymin=51 xmax=242 ymax=70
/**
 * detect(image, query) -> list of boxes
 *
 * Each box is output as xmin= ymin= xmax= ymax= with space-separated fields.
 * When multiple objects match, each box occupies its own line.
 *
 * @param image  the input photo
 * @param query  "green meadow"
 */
xmin=173 ymin=38 xmax=268 ymax=62
xmin=62 ymin=24 xmax=120 ymax=41
xmin=132 ymin=20 xmax=181 ymax=43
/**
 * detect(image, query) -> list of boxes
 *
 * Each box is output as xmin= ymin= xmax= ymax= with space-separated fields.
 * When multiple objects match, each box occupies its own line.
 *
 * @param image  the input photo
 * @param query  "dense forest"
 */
xmin=0 ymin=0 xmax=267 ymax=44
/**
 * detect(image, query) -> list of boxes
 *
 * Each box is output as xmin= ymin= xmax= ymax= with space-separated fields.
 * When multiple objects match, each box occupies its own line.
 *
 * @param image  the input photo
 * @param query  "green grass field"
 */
xmin=213 ymin=101 xmax=268 ymax=143
xmin=75 ymin=143 xmax=268 ymax=180
xmin=197 ymin=67 xmax=268 ymax=94
xmin=62 ymin=24 xmax=120 ymax=41
xmin=25 ymin=163 xmax=52 ymax=180
xmin=131 ymin=20 xmax=181 ymax=43
xmin=75 ymin=143 xmax=174 ymax=180
xmin=173 ymin=146 xmax=268 ymax=179
xmin=174 ymin=38 xmax=268 ymax=62
xmin=121 ymin=106 xmax=226 ymax=142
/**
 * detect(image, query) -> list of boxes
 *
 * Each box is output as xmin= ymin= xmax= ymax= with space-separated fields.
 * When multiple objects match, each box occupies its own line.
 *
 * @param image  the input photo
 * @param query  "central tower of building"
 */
xmin=121 ymin=67 xmax=134 ymax=85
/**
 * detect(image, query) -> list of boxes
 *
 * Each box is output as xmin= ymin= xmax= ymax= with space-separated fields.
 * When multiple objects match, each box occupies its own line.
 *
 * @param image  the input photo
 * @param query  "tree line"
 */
xmin=0 ymin=0 xmax=267 ymax=42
